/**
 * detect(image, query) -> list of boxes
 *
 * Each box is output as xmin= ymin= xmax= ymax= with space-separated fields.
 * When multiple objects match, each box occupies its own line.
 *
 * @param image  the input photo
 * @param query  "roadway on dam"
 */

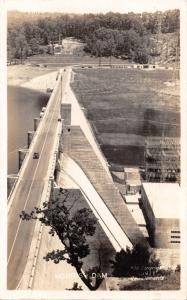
xmin=7 ymin=70 xmax=68 ymax=290
xmin=8 ymin=66 xmax=148 ymax=290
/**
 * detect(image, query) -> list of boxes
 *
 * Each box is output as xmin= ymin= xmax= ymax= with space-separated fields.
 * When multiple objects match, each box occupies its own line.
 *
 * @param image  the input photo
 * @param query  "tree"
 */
xmin=15 ymin=33 xmax=28 ymax=63
xmin=66 ymin=282 xmax=83 ymax=290
xmin=88 ymin=27 xmax=117 ymax=65
xmin=93 ymin=39 xmax=106 ymax=66
xmin=20 ymin=189 xmax=104 ymax=290
xmin=7 ymin=10 xmax=180 ymax=62
xmin=29 ymin=38 xmax=40 ymax=55
xmin=111 ymin=244 xmax=161 ymax=278
xmin=134 ymin=46 xmax=149 ymax=64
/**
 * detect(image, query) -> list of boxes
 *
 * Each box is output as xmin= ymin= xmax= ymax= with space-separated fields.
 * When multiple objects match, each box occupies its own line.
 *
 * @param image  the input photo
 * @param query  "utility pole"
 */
xmin=59 ymin=33 xmax=61 ymax=45
xmin=61 ymin=72 xmax=62 ymax=102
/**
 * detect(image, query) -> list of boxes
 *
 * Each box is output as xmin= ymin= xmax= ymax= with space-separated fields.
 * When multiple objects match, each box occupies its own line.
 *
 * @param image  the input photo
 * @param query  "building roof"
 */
xmin=142 ymin=183 xmax=180 ymax=219
xmin=125 ymin=194 xmax=140 ymax=204
xmin=127 ymin=203 xmax=146 ymax=226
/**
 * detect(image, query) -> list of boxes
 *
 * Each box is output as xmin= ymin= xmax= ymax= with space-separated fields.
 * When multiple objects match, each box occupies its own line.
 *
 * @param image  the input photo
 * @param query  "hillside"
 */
xmin=7 ymin=10 xmax=179 ymax=65
xmin=148 ymin=32 xmax=179 ymax=64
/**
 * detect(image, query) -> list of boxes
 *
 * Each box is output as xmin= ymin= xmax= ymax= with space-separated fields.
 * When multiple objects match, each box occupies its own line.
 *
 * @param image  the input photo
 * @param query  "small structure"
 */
xmin=54 ymin=44 xmax=63 ymax=54
xmin=124 ymin=167 xmax=141 ymax=195
xmin=140 ymin=182 xmax=180 ymax=249
xmin=48 ymin=42 xmax=63 ymax=55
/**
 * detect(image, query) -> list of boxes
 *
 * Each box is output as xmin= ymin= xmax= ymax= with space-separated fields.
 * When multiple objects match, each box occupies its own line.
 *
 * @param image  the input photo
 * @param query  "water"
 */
xmin=8 ymin=86 xmax=49 ymax=174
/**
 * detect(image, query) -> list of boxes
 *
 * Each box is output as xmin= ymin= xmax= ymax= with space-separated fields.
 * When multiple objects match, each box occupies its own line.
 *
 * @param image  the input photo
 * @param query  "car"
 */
xmin=58 ymin=118 xmax=61 ymax=122
xmin=33 ymin=152 xmax=39 ymax=159
xmin=46 ymin=88 xmax=53 ymax=93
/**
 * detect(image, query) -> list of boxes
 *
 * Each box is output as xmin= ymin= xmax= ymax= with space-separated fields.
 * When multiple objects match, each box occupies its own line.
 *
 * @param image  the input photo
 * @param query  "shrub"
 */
xmin=111 ymin=244 xmax=161 ymax=278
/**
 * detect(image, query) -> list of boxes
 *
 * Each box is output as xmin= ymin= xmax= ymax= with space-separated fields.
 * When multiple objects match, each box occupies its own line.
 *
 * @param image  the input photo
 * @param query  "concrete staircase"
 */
xmin=65 ymin=125 xmax=149 ymax=247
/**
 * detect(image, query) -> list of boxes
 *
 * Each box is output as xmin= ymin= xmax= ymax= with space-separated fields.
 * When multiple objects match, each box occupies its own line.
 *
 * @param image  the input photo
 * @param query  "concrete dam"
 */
xmin=7 ymin=67 xmax=149 ymax=290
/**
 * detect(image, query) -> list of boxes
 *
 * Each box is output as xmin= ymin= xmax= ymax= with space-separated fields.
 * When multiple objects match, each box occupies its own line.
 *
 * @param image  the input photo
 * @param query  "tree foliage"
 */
xmin=7 ymin=10 xmax=179 ymax=63
xmin=20 ymin=189 xmax=103 ymax=290
xmin=111 ymin=244 xmax=161 ymax=278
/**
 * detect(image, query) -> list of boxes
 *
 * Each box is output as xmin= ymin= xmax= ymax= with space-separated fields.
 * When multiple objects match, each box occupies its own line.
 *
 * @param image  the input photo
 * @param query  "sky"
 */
xmin=6 ymin=0 xmax=182 ymax=13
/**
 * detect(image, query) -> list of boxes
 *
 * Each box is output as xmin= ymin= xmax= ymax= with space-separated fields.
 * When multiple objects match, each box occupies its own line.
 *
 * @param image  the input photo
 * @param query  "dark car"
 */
xmin=46 ymin=88 xmax=53 ymax=93
xmin=33 ymin=152 xmax=39 ymax=159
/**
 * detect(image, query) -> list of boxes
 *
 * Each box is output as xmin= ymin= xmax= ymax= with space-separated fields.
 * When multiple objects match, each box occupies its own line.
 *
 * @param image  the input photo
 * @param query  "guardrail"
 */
xmin=73 ymin=63 xmax=178 ymax=71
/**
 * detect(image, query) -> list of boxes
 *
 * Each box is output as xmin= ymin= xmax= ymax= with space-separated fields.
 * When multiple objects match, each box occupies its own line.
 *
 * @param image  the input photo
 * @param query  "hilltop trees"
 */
xmin=85 ymin=27 xmax=149 ymax=64
xmin=86 ymin=28 xmax=117 ymax=64
xmin=7 ymin=10 xmax=180 ymax=63
xmin=20 ymin=189 xmax=104 ymax=290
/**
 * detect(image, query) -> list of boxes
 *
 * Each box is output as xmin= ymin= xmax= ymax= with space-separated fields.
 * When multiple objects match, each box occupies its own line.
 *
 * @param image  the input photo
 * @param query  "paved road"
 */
xmin=7 ymin=69 xmax=68 ymax=290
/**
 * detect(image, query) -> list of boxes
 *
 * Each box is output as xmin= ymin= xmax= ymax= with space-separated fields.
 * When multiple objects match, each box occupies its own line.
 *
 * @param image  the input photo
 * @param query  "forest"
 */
xmin=7 ymin=10 xmax=180 ymax=64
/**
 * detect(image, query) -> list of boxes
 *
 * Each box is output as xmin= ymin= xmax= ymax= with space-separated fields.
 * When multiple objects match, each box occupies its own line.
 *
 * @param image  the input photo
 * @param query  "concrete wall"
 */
xmin=154 ymin=218 xmax=180 ymax=249
xmin=7 ymin=174 xmax=18 ymax=197
xmin=61 ymin=125 xmax=71 ymax=153
xmin=18 ymin=148 xmax=29 ymax=170
xmin=140 ymin=186 xmax=155 ymax=245
xmin=140 ymin=186 xmax=180 ymax=249
xmin=27 ymin=131 xmax=35 ymax=148
xmin=34 ymin=117 xmax=40 ymax=131
xmin=59 ymin=154 xmax=133 ymax=250
xmin=61 ymin=103 xmax=71 ymax=125
xmin=65 ymin=78 xmax=113 ymax=180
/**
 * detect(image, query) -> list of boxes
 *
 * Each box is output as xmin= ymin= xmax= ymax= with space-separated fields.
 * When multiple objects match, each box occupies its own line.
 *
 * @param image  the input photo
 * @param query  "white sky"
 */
xmin=6 ymin=0 xmax=181 ymax=13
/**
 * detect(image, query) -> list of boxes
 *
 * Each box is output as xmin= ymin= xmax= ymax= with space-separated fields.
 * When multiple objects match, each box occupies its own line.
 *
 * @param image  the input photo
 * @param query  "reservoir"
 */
xmin=8 ymin=86 xmax=49 ymax=174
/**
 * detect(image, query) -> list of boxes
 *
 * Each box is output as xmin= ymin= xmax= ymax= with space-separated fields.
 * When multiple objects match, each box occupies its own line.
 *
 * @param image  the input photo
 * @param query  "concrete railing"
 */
xmin=73 ymin=63 xmax=177 ymax=71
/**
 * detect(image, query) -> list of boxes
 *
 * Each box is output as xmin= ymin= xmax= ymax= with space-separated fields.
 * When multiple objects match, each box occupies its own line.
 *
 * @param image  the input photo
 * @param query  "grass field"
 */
xmin=105 ymin=270 xmax=180 ymax=290
xmin=71 ymin=68 xmax=180 ymax=168
xmin=26 ymin=53 xmax=125 ymax=67
xmin=119 ymin=271 xmax=180 ymax=290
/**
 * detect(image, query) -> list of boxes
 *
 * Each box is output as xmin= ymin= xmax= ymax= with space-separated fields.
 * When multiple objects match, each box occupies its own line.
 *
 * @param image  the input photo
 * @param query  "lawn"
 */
xmin=26 ymin=53 xmax=126 ymax=67
xmin=106 ymin=271 xmax=180 ymax=290
xmin=118 ymin=272 xmax=180 ymax=290
xmin=71 ymin=68 xmax=180 ymax=168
